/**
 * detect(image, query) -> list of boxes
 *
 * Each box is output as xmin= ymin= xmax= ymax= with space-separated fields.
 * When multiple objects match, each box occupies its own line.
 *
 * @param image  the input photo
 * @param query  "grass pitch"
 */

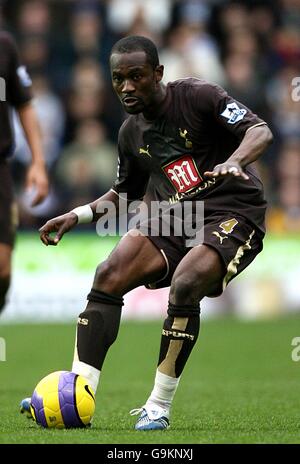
xmin=0 ymin=316 xmax=299 ymax=444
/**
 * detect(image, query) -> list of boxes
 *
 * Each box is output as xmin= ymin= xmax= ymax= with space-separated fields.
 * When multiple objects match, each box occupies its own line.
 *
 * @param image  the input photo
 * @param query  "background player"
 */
xmin=0 ymin=31 xmax=49 ymax=313
xmin=22 ymin=36 xmax=273 ymax=430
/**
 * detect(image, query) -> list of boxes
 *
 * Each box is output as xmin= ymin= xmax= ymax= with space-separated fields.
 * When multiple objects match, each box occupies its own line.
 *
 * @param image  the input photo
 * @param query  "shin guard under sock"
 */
xmin=74 ymin=289 xmax=124 ymax=371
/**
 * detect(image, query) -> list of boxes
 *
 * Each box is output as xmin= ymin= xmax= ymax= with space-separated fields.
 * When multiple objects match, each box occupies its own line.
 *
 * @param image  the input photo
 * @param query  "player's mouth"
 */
xmin=122 ymin=96 xmax=141 ymax=108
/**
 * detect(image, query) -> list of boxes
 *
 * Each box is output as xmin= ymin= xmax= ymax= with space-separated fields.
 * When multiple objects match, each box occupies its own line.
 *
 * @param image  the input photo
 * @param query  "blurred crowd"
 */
xmin=1 ymin=0 xmax=300 ymax=233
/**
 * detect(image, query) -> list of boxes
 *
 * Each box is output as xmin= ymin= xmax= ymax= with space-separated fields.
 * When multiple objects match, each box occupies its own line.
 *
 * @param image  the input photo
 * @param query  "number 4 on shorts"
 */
xmin=219 ymin=218 xmax=238 ymax=234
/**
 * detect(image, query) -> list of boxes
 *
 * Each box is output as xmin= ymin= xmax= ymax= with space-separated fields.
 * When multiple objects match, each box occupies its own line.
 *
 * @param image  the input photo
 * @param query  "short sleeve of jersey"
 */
xmin=111 ymin=120 xmax=150 ymax=200
xmin=195 ymin=81 xmax=266 ymax=140
xmin=2 ymin=33 xmax=32 ymax=107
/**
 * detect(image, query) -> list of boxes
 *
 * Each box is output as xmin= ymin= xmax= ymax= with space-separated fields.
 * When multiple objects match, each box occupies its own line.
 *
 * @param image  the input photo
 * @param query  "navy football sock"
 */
xmin=157 ymin=302 xmax=200 ymax=378
xmin=75 ymin=289 xmax=124 ymax=370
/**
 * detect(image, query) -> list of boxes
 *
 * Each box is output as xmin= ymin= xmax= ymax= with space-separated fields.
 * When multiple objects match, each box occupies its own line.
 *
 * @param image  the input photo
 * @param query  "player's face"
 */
xmin=110 ymin=51 xmax=163 ymax=114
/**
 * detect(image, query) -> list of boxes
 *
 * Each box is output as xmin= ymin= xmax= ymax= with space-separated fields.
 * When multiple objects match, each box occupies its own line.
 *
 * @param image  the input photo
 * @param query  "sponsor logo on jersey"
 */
xmin=221 ymin=102 xmax=246 ymax=124
xmin=162 ymin=155 xmax=202 ymax=193
xmin=168 ymin=178 xmax=216 ymax=204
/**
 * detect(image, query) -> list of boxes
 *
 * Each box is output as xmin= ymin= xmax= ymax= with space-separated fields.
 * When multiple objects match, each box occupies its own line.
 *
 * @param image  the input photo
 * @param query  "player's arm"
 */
xmin=204 ymin=124 xmax=273 ymax=180
xmin=5 ymin=32 xmax=49 ymax=205
xmin=39 ymin=189 xmax=120 ymax=246
xmin=39 ymin=121 xmax=149 ymax=246
xmin=17 ymin=103 xmax=49 ymax=205
xmin=194 ymin=82 xmax=273 ymax=181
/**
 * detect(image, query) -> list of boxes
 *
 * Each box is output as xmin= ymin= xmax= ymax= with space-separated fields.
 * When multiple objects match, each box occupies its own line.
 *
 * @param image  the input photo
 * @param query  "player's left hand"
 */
xmin=25 ymin=162 xmax=49 ymax=206
xmin=204 ymin=162 xmax=249 ymax=181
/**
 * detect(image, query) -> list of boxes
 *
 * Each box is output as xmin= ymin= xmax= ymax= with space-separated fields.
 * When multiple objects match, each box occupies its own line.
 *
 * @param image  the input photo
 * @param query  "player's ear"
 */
xmin=155 ymin=65 xmax=164 ymax=83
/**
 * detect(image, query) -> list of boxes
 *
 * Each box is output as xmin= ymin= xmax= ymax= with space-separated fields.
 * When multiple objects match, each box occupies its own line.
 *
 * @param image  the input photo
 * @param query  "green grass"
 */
xmin=0 ymin=316 xmax=299 ymax=444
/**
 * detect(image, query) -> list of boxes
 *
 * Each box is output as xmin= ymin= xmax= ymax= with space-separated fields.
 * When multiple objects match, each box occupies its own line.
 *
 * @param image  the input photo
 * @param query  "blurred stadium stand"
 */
xmin=1 ymin=0 xmax=300 ymax=320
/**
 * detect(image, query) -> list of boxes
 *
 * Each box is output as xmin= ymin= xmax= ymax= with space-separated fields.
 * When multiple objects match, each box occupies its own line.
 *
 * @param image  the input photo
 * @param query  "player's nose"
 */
xmin=121 ymin=79 xmax=135 ymax=94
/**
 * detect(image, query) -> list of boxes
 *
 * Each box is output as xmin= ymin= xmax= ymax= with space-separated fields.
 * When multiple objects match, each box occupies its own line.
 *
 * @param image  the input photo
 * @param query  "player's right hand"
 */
xmin=39 ymin=212 xmax=78 ymax=246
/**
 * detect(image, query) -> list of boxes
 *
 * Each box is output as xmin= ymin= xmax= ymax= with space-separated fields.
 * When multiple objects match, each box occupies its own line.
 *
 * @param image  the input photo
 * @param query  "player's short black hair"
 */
xmin=110 ymin=35 xmax=159 ymax=69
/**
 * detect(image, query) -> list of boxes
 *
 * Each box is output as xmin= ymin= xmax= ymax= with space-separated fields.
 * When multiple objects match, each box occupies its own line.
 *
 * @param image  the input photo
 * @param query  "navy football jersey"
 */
xmin=112 ymin=78 xmax=268 ymax=234
xmin=0 ymin=31 xmax=32 ymax=157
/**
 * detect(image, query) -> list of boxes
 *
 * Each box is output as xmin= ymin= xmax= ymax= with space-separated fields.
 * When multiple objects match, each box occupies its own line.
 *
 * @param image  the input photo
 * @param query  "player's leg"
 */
xmin=0 ymin=244 xmax=12 ymax=313
xmin=135 ymin=215 xmax=262 ymax=430
xmin=132 ymin=244 xmax=224 ymax=430
xmin=20 ymin=230 xmax=167 ymax=418
xmin=71 ymin=230 xmax=167 ymax=393
xmin=0 ymin=162 xmax=17 ymax=315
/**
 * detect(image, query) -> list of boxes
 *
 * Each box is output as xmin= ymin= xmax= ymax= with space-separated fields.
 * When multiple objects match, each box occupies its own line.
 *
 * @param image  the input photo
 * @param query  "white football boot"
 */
xmin=130 ymin=403 xmax=170 ymax=430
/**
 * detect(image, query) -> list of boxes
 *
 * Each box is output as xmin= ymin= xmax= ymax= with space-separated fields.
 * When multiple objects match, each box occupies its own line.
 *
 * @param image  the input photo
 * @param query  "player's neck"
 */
xmin=142 ymin=83 xmax=168 ymax=121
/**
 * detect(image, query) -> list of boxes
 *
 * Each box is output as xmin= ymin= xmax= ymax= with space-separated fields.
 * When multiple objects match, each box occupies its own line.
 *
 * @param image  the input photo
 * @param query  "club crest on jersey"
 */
xmin=179 ymin=128 xmax=193 ymax=149
xmin=221 ymin=102 xmax=246 ymax=124
xmin=162 ymin=155 xmax=202 ymax=193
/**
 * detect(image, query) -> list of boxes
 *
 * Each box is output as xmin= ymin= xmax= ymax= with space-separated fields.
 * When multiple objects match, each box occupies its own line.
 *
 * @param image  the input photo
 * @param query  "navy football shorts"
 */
xmin=136 ymin=203 xmax=264 ymax=296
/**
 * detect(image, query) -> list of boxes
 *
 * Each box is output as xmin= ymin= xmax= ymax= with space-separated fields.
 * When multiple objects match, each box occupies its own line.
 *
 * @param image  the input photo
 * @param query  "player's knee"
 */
xmin=94 ymin=259 xmax=116 ymax=288
xmin=170 ymin=273 xmax=199 ymax=305
xmin=170 ymin=270 xmax=210 ymax=305
xmin=93 ymin=257 xmax=122 ymax=294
